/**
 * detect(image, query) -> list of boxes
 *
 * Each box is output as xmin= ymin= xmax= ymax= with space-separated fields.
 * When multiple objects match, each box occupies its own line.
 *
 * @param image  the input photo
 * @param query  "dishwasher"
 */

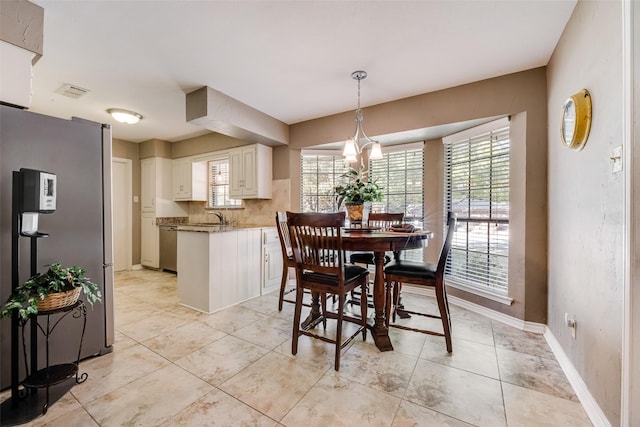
xmin=159 ymin=225 xmax=177 ymax=273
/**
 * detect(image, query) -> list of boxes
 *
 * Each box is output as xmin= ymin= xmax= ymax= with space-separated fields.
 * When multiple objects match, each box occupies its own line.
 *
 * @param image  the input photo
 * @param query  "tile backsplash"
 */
xmin=185 ymin=179 xmax=290 ymax=227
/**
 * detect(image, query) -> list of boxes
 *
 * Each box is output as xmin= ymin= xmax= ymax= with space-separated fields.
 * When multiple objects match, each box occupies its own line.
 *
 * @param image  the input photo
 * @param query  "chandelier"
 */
xmin=342 ymin=70 xmax=383 ymax=163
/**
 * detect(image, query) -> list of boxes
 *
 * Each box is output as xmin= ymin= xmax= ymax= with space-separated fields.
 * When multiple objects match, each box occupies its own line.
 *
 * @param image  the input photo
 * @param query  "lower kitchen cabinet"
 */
xmin=141 ymin=212 xmax=158 ymax=268
xmin=177 ymin=228 xmax=262 ymax=313
xmin=262 ymin=227 xmax=283 ymax=295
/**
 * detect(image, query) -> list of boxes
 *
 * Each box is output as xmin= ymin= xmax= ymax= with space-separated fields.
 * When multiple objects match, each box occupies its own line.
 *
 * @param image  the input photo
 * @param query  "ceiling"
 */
xmin=27 ymin=0 xmax=577 ymax=145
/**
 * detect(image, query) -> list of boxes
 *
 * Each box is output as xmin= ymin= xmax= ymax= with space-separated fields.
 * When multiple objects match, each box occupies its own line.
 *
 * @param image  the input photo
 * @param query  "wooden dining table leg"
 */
xmin=301 ymin=291 xmax=324 ymax=330
xmin=371 ymin=250 xmax=394 ymax=351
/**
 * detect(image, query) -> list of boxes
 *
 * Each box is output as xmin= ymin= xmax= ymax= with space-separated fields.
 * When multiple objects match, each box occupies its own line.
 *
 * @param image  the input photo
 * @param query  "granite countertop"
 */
xmin=177 ymin=224 xmax=274 ymax=232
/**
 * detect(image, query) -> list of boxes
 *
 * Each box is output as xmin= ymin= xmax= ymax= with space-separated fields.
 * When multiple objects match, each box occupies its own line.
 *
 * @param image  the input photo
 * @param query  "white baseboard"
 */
xmin=131 ymin=264 xmax=143 ymax=270
xmin=403 ymin=284 xmax=609 ymax=427
xmin=401 ymin=284 xmax=546 ymax=333
xmin=544 ymin=329 xmax=612 ymax=427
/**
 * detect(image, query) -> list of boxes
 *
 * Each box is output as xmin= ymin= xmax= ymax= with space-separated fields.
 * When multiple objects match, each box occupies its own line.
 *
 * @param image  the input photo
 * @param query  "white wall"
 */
xmin=547 ymin=1 xmax=623 ymax=424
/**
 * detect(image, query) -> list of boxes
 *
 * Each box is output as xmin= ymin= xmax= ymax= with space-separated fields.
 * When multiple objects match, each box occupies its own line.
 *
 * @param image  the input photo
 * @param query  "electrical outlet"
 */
xmin=565 ymin=312 xmax=577 ymax=339
xmin=611 ymin=146 xmax=623 ymax=173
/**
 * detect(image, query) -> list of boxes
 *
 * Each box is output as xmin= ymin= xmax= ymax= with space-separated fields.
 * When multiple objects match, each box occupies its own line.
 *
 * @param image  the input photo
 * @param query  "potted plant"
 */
xmin=334 ymin=165 xmax=383 ymax=222
xmin=1 ymin=263 xmax=102 ymax=320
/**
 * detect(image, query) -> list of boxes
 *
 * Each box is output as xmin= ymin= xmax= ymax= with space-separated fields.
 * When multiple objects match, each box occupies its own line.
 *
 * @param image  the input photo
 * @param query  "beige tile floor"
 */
xmin=2 ymin=269 xmax=593 ymax=426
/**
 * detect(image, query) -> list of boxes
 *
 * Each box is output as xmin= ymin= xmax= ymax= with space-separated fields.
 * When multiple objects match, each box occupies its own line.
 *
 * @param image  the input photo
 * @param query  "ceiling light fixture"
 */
xmin=107 ymin=108 xmax=143 ymax=124
xmin=343 ymin=70 xmax=383 ymax=163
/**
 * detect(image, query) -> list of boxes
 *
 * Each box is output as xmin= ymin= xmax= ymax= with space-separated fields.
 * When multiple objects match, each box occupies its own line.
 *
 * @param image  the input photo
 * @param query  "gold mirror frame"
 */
xmin=560 ymin=89 xmax=592 ymax=151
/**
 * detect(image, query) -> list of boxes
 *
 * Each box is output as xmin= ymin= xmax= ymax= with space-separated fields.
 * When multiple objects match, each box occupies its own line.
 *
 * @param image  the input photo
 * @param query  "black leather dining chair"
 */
xmin=287 ymin=211 xmax=369 ymax=370
xmin=384 ymin=212 xmax=457 ymax=353
xmin=349 ymin=212 xmax=405 ymax=266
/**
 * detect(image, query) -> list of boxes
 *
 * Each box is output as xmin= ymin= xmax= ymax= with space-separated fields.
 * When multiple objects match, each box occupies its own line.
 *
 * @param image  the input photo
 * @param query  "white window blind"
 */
xmin=443 ymin=122 xmax=510 ymax=294
xmin=300 ymin=153 xmax=350 ymax=213
xmin=368 ymin=146 xmax=424 ymax=224
xmin=369 ymin=145 xmax=424 ymax=262
xmin=207 ymin=159 xmax=240 ymax=208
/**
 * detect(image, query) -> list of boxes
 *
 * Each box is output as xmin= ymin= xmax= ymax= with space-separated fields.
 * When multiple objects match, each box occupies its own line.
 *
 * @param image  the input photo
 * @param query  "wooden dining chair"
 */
xmin=276 ymin=212 xmax=297 ymax=311
xmin=287 ymin=211 xmax=369 ymax=370
xmin=348 ymin=212 xmax=404 ymax=307
xmin=349 ymin=212 xmax=405 ymax=266
xmin=384 ymin=212 xmax=457 ymax=353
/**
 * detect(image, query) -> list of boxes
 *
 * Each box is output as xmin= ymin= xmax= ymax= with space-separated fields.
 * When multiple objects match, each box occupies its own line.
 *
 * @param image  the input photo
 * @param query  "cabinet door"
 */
xmin=140 ymin=158 xmax=156 ymax=212
xmin=229 ymin=149 xmax=244 ymax=198
xmin=191 ymin=161 xmax=207 ymax=201
xmin=263 ymin=242 xmax=283 ymax=295
xmin=240 ymin=147 xmax=257 ymax=197
xmin=237 ymin=229 xmax=262 ymax=301
xmin=173 ymin=158 xmax=191 ymax=200
xmin=141 ymin=213 xmax=158 ymax=268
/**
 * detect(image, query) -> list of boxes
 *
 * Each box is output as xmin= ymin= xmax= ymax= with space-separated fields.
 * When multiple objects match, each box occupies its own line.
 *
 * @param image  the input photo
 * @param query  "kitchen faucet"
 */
xmin=207 ymin=211 xmax=225 ymax=224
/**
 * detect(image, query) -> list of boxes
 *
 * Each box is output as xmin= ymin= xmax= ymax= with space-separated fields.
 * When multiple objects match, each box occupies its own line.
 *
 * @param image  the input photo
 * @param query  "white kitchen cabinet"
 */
xmin=229 ymin=144 xmax=272 ymax=199
xmin=141 ymin=157 xmax=188 ymax=216
xmin=140 ymin=158 xmax=156 ymax=212
xmin=141 ymin=212 xmax=159 ymax=268
xmin=262 ymin=227 xmax=283 ymax=295
xmin=237 ymin=229 xmax=263 ymax=301
xmin=173 ymin=157 xmax=207 ymax=201
xmin=177 ymin=228 xmax=262 ymax=313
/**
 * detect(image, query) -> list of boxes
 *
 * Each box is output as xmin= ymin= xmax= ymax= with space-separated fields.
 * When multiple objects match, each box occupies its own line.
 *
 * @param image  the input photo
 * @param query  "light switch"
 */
xmin=133 ymin=195 xmax=139 ymax=203
xmin=611 ymin=146 xmax=623 ymax=173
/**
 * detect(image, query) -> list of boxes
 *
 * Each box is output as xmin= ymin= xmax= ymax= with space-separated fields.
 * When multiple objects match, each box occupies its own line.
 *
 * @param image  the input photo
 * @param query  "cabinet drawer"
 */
xmin=263 ymin=228 xmax=279 ymax=245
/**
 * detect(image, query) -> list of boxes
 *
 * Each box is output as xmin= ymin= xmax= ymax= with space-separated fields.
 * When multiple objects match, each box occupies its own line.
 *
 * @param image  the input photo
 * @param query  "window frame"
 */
xmin=204 ymin=155 xmax=241 ymax=209
xmin=442 ymin=117 xmax=513 ymax=305
xmin=300 ymin=150 xmax=351 ymax=213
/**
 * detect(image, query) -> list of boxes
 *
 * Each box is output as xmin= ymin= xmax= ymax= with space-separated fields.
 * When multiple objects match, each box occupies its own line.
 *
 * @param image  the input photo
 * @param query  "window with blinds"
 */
xmin=369 ymin=145 xmax=424 ymax=262
xmin=207 ymin=159 xmax=241 ymax=208
xmin=443 ymin=121 xmax=510 ymax=295
xmin=368 ymin=146 xmax=424 ymax=224
xmin=300 ymin=153 xmax=351 ymax=212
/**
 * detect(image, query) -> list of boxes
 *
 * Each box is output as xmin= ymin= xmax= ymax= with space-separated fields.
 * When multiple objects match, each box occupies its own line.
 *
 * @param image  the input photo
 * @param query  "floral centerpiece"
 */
xmin=1 ymin=263 xmax=102 ymax=320
xmin=334 ymin=166 xmax=383 ymax=222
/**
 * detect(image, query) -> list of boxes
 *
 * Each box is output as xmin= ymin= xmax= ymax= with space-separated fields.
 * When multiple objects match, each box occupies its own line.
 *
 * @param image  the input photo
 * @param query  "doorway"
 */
xmin=112 ymin=157 xmax=132 ymax=271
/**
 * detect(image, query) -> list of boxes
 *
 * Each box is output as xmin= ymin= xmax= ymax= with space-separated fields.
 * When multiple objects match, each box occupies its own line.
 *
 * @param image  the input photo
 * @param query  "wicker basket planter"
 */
xmin=37 ymin=287 xmax=81 ymax=311
xmin=1 ymin=263 xmax=101 ymax=320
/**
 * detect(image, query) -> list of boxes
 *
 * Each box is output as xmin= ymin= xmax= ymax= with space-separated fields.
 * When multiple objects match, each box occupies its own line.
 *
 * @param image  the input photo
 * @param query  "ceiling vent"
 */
xmin=55 ymin=83 xmax=90 ymax=99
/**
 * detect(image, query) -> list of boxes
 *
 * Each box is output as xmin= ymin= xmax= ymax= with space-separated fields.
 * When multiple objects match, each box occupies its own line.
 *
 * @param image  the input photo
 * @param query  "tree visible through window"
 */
xmin=443 ymin=120 xmax=510 ymax=294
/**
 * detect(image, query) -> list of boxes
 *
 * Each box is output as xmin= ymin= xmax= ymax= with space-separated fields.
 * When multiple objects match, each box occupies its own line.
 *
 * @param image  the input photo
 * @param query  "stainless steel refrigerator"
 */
xmin=0 ymin=105 xmax=115 ymax=390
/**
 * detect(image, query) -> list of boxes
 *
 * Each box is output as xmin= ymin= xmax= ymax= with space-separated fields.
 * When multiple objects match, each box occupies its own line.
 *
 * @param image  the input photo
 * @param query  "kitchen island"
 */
xmin=176 ymin=225 xmax=264 ymax=313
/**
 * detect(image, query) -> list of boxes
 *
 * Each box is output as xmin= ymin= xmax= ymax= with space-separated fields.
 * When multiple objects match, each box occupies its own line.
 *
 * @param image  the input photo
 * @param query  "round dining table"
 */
xmin=302 ymin=228 xmax=433 ymax=352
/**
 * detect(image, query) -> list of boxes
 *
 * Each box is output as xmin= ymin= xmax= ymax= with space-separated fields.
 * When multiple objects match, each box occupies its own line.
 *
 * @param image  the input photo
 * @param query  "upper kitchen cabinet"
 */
xmin=229 ymin=144 xmax=272 ymax=199
xmin=141 ymin=157 xmax=188 ymax=216
xmin=173 ymin=157 xmax=207 ymax=201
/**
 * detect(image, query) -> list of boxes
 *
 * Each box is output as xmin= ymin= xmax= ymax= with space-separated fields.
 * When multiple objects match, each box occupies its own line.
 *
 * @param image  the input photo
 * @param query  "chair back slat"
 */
xmin=287 ymin=212 xmax=345 ymax=277
xmin=276 ymin=211 xmax=292 ymax=259
xmin=367 ymin=212 xmax=404 ymax=230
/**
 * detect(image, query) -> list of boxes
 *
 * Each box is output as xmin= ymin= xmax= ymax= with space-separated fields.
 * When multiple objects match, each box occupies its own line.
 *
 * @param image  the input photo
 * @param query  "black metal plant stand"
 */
xmin=0 ymin=172 xmax=88 ymax=426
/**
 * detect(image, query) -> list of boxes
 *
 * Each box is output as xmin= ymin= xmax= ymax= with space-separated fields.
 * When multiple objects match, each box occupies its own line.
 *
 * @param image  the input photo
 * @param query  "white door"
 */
xmin=112 ymin=158 xmax=132 ymax=271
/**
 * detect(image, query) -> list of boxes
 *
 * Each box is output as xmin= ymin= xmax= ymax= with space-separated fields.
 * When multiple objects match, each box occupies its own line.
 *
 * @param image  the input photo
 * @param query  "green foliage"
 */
xmin=333 ymin=165 xmax=383 ymax=209
xmin=1 ymin=263 xmax=102 ymax=320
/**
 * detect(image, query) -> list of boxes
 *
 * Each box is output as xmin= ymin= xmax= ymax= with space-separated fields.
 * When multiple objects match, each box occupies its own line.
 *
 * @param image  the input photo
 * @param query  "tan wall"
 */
xmin=288 ymin=68 xmax=548 ymax=323
xmin=171 ymin=132 xmax=248 ymax=158
xmin=547 ymin=1 xmax=623 ymax=424
xmin=139 ymin=139 xmax=172 ymax=159
xmin=423 ymin=139 xmax=444 ymax=263
xmin=112 ymin=138 xmax=141 ymax=265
